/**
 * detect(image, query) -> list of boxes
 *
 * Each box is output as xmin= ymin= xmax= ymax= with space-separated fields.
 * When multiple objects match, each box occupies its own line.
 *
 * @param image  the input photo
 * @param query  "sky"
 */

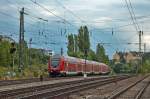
xmin=0 ymin=0 xmax=150 ymax=59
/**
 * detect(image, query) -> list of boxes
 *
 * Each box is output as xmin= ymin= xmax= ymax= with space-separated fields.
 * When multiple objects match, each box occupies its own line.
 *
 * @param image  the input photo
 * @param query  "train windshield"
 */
xmin=51 ymin=55 xmax=60 ymax=68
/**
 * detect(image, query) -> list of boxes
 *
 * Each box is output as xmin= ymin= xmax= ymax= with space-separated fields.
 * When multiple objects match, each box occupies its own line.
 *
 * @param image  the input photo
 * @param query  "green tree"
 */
xmin=96 ymin=43 xmax=105 ymax=62
xmin=67 ymin=34 xmax=74 ymax=56
xmin=87 ymin=49 xmax=97 ymax=61
xmin=83 ymin=26 xmax=90 ymax=51
xmin=77 ymin=26 xmax=90 ymax=58
xmin=74 ymin=34 xmax=78 ymax=54
xmin=104 ymin=55 xmax=109 ymax=64
xmin=140 ymin=53 xmax=150 ymax=73
xmin=78 ymin=26 xmax=84 ymax=53
xmin=0 ymin=40 xmax=11 ymax=67
xmin=96 ymin=43 xmax=109 ymax=64
xmin=67 ymin=26 xmax=109 ymax=64
xmin=67 ymin=26 xmax=90 ymax=58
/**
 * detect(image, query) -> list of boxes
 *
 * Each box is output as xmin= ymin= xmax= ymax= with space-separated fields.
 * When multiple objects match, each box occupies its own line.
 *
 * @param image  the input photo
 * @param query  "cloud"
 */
xmin=0 ymin=0 xmax=150 ymax=57
xmin=144 ymin=35 xmax=150 ymax=44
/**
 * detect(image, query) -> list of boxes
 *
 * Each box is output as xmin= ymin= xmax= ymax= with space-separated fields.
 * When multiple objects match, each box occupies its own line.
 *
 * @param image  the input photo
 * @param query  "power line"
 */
xmin=0 ymin=11 xmax=19 ymax=20
xmin=55 ymin=0 xmax=85 ymax=23
xmin=128 ymin=0 xmax=140 ymax=30
xmin=0 ymin=10 xmax=44 ymax=29
xmin=29 ymin=0 xmax=78 ymax=29
xmin=1 ymin=0 xmax=49 ymax=28
xmin=24 ymin=10 xmax=48 ymax=22
xmin=91 ymin=16 xmax=150 ymax=32
xmin=124 ymin=0 xmax=139 ymax=32
xmin=6 ymin=0 xmax=20 ymax=10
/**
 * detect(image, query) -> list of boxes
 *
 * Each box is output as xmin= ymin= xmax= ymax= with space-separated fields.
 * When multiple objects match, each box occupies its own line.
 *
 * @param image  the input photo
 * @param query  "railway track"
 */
xmin=140 ymin=78 xmax=150 ymax=99
xmin=68 ymin=74 xmax=141 ymax=99
xmin=106 ymin=75 xmax=150 ymax=99
xmin=0 ymin=75 xmax=130 ymax=99
xmin=0 ymin=78 xmax=48 ymax=87
xmin=0 ymin=76 xmax=83 ymax=87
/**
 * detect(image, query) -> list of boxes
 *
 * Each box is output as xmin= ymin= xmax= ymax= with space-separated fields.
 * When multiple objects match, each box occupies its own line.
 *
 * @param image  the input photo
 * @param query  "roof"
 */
xmin=115 ymin=51 xmax=141 ymax=57
xmin=53 ymin=54 xmax=107 ymax=66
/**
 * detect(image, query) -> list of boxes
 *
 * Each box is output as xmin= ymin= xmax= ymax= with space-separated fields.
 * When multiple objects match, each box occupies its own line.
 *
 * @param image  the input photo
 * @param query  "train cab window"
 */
xmin=51 ymin=59 xmax=59 ymax=68
xmin=51 ymin=55 xmax=60 ymax=68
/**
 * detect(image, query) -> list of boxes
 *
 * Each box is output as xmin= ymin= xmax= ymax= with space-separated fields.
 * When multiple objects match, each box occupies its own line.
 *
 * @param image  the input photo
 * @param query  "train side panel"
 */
xmin=48 ymin=55 xmax=110 ymax=76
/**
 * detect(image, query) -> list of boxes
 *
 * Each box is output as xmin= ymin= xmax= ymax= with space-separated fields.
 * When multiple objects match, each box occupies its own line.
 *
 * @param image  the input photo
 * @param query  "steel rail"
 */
xmin=20 ymin=76 xmax=129 ymax=99
xmin=0 ymin=76 xmax=117 ymax=98
xmin=0 ymin=76 xmax=83 ymax=87
xmin=107 ymin=75 xmax=149 ymax=99
xmin=135 ymin=80 xmax=150 ymax=99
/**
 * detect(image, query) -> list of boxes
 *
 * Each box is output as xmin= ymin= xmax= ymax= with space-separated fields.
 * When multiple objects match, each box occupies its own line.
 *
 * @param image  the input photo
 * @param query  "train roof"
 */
xmin=51 ymin=54 xmax=108 ymax=66
xmin=62 ymin=55 xmax=107 ymax=66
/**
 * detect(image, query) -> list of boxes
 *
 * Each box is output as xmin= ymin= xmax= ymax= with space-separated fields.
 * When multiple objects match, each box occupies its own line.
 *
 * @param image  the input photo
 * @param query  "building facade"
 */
xmin=113 ymin=51 xmax=141 ymax=64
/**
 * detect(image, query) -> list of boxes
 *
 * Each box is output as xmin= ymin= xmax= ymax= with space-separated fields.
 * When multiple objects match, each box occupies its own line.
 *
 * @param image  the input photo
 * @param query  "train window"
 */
xmin=51 ymin=59 xmax=59 ymax=68
xmin=51 ymin=56 xmax=60 ymax=68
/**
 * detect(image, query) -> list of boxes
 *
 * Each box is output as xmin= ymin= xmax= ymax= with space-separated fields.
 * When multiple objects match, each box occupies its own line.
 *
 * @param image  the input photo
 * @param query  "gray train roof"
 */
xmin=63 ymin=56 xmax=107 ymax=66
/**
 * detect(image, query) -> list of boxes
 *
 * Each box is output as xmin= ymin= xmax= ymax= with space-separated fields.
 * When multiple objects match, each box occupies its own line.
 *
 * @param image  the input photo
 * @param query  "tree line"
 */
xmin=67 ymin=26 xmax=109 ymax=64
xmin=0 ymin=37 xmax=50 ymax=78
xmin=0 ymin=37 xmax=49 ymax=70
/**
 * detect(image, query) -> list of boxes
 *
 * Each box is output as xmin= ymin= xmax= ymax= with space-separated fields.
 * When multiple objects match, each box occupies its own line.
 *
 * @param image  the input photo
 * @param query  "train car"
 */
xmin=48 ymin=54 xmax=110 ymax=77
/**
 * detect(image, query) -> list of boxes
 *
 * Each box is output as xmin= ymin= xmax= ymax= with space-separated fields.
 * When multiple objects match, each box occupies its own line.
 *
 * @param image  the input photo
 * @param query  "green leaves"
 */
xmin=67 ymin=26 xmax=91 ymax=58
xmin=67 ymin=34 xmax=74 ymax=56
xmin=0 ymin=40 xmax=11 ymax=66
xmin=0 ymin=38 xmax=48 ymax=68
xmin=96 ymin=43 xmax=109 ymax=64
xmin=78 ymin=26 xmax=90 ymax=52
xmin=67 ymin=26 xmax=109 ymax=64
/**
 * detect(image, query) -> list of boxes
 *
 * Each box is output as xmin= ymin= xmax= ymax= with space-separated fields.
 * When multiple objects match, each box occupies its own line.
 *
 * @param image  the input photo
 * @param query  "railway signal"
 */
xmin=10 ymin=42 xmax=16 ymax=54
xmin=28 ymin=38 xmax=32 ymax=67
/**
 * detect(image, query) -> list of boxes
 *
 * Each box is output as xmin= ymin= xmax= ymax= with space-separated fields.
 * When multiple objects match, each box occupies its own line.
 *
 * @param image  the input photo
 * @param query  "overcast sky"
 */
xmin=0 ymin=0 xmax=150 ymax=58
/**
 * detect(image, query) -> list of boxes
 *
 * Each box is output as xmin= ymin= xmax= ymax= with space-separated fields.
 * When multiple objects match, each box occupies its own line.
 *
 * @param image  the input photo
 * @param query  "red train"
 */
xmin=48 ymin=54 xmax=111 ymax=77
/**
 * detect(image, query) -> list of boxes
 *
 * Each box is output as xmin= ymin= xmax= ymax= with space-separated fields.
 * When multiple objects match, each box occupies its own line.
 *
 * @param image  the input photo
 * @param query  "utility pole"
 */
xmin=29 ymin=38 xmax=32 ymax=67
xmin=61 ymin=47 xmax=63 ymax=56
xmin=60 ymin=28 xmax=63 ymax=56
xmin=18 ymin=8 xmax=24 ymax=73
xmin=137 ymin=30 xmax=143 ymax=74
xmin=139 ymin=31 xmax=143 ymax=53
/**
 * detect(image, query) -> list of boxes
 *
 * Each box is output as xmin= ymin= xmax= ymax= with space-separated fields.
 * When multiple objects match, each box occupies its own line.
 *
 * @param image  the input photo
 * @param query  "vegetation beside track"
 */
xmin=0 ymin=36 xmax=48 ymax=79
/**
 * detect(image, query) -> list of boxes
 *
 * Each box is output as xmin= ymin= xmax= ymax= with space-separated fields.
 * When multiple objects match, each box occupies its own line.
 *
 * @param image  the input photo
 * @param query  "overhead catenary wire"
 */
xmin=6 ymin=0 xmax=20 ymax=11
xmin=0 ymin=8 xmax=49 ymax=33
xmin=0 ymin=0 xmax=149 ymax=53
xmin=91 ymin=17 xmax=150 ymax=32
xmin=0 ymin=0 xmax=66 ymax=52
xmin=55 ymin=0 xmax=85 ymax=23
xmin=3 ymin=0 xmax=150 ymax=32
xmin=7 ymin=0 xmax=149 ymax=31
xmin=29 ymin=0 xmax=78 ymax=29
xmin=124 ymin=0 xmax=140 ymax=32
xmin=128 ymin=0 xmax=140 ymax=30
xmin=24 ymin=10 xmax=48 ymax=22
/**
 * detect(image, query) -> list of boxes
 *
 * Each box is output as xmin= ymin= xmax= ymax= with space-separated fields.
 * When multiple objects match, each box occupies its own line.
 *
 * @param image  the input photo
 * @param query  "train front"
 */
xmin=48 ymin=55 xmax=61 ymax=77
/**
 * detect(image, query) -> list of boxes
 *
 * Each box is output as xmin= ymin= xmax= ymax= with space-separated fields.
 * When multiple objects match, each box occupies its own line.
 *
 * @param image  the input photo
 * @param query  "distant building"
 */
xmin=113 ymin=52 xmax=123 ymax=63
xmin=113 ymin=51 xmax=141 ymax=64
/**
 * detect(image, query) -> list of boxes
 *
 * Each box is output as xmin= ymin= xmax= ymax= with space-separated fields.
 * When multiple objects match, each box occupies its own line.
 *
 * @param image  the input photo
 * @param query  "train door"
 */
xmin=64 ymin=61 xmax=68 ymax=72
